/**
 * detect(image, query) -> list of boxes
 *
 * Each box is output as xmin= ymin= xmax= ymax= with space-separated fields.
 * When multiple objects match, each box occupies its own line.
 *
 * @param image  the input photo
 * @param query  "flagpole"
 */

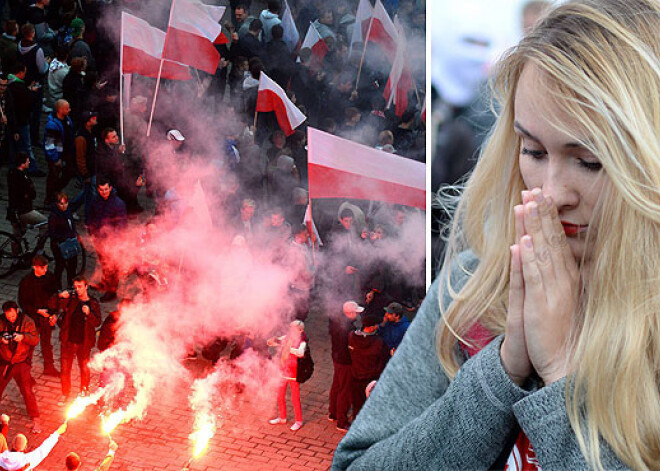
xmin=355 ymin=14 xmax=375 ymax=92
xmin=147 ymin=0 xmax=177 ymax=137
xmin=119 ymin=13 xmax=125 ymax=146
xmin=308 ymin=196 xmax=317 ymax=267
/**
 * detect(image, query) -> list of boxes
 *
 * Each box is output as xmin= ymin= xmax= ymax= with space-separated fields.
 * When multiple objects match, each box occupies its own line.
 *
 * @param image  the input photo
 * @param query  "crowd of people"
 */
xmin=0 ymin=0 xmax=426 ymax=465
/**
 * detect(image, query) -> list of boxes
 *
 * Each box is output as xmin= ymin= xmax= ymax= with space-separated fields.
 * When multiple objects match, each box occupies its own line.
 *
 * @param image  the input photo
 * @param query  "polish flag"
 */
xmin=121 ymin=12 xmax=191 ymax=80
xmin=303 ymin=204 xmax=323 ymax=247
xmin=301 ymin=23 xmax=328 ymax=69
xmin=365 ymin=0 xmax=398 ymax=61
xmin=307 ymin=128 xmax=425 ymax=209
xmin=162 ymin=0 xmax=226 ymax=74
xmin=349 ymin=0 xmax=373 ymax=56
xmin=384 ymin=16 xmax=413 ymax=117
xmin=256 ymin=72 xmax=307 ymax=136
xmin=281 ymin=0 xmax=300 ymax=53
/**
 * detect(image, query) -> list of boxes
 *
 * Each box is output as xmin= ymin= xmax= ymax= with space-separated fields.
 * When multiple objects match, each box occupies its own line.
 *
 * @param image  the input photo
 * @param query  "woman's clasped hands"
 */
xmin=501 ymin=188 xmax=580 ymax=386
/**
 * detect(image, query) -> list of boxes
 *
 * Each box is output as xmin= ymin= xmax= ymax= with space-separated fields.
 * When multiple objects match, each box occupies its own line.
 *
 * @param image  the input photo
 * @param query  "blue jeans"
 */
xmin=70 ymin=175 xmax=95 ymax=222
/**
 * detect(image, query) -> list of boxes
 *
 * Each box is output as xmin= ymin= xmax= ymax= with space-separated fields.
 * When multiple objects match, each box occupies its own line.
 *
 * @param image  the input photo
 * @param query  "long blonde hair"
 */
xmin=436 ymin=0 xmax=660 ymax=469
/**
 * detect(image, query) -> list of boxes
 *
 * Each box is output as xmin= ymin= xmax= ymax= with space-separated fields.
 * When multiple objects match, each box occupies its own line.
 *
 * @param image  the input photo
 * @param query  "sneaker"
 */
xmin=43 ymin=367 xmax=60 ymax=377
xmin=268 ymin=417 xmax=286 ymax=425
xmin=290 ymin=421 xmax=303 ymax=432
xmin=27 ymin=420 xmax=42 ymax=434
xmin=57 ymin=395 xmax=69 ymax=406
xmin=80 ymin=388 xmax=89 ymax=397
xmin=336 ymin=424 xmax=350 ymax=433
xmin=99 ymin=291 xmax=117 ymax=302
xmin=328 ymin=415 xmax=337 ymax=422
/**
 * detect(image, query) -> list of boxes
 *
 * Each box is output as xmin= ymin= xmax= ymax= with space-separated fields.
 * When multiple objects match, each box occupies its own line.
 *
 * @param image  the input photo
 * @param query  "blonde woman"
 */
xmin=332 ymin=0 xmax=660 ymax=469
xmin=267 ymin=320 xmax=307 ymax=432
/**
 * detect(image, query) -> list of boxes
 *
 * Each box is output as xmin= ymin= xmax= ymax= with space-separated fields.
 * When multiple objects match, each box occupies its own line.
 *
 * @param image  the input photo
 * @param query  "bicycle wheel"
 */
xmin=0 ymin=231 xmax=24 ymax=277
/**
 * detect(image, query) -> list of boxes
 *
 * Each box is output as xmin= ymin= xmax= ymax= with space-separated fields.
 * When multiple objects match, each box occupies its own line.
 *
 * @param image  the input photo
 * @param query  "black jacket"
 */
xmin=7 ymin=78 xmax=33 ymax=129
xmin=348 ymin=331 xmax=390 ymax=380
xmin=329 ymin=315 xmax=354 ymax=365
xmin=7 ymin=167 xmax=36 ymax=215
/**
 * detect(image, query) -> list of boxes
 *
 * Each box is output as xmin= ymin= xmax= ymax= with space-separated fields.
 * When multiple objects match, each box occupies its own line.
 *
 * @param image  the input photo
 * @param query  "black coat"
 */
xmin=6 ymin=167 xmax=36 ymax=215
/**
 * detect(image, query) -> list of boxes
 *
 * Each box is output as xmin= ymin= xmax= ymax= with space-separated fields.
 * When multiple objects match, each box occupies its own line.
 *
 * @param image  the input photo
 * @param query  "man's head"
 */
xmin=249 ymin=18 xmax=262 ymax=35
xmin=16 ymin=152 xmax=30 ymax=170
xmin=235 ymin=5 xmax=249 ymax=22
xmin=2 ymin=301 xmax=19 ymax=323
xmin=102 ymin=128 xmax=119 ymax=146
xmin=342 ymin=301 xmax=364 ymax=320
xmin=167 ymin=129 xmax=185 ymax=149
xmin=4 ymin=20 xmax=18 ymax=37
xmin=96 ymin=177 xmax=112 ymax=200
xmin=82 ymin=111 xmax=98 ymax=128
xmin=240 ymin=199 xmax=256 ymax=221
xmin=271 ymin=24 xmax=284 ymax=41
xmin=20 ymin=23 xmax=35 ymax=42
xmin=293 ymin=225 xmax=309 ymax=244
xmin=339 ymin=209 xmax=353 ymax=230
xmin=55 ymin=99 xmax=71 ymax=119
xmin=13 ymin=61 xmax=27 ymax=79
xmin=11 ymin=434 xmax=27 ymax=452
xmin=269 ymin=208 xmax=285 ymax=227
xmin=32 ymin=254 xmax=48 ymax=277
xmin=72 ymin=276 xmax=88 ymax=298
xmin=267 ymin=0 xmax=280 ymax=13
xmin=271 ymin=130 xmax=286 ymax=148
xmin=70 ymin=18 xmax=85 ymax=38
xmin=384 ymin=302 xmax=403 ymax=322
xmin=65 ymin=452 xmax=82 ymax=470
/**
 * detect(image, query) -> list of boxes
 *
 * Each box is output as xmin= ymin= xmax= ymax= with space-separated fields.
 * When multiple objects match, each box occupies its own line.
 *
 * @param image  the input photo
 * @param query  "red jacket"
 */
xmin=0 ymin=313 xmax=39 ymax=364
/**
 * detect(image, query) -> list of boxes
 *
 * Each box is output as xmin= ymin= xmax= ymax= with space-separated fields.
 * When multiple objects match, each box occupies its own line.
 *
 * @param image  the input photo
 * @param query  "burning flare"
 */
xmin=190 ymin=415 xmax=215 ymax=458
xmin=102 ymin=409 xmax=127 ymax=435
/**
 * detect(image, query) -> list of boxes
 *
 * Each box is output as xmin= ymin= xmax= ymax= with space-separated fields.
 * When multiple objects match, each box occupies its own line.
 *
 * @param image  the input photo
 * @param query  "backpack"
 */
xmin=296 ymin=343 xmax=314 ymax=383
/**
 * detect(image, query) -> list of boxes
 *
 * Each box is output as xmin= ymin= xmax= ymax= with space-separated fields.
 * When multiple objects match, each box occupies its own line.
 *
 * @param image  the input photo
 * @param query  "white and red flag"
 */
xmin=281 ymin=0 xmax=300 ymax=53
xmin=384 ymin=16 xmax=413 ymax=117
xmin=349 ymin=0 xmax=373 ymax=56
xmin=303 ymin=204 xmax=323 ymax=247
xmin=301 ymin=22 xmax=328 ymax=69
xmin=162 ymin=0 xmax=226 ymax=74
xmin=364 ymin=0 xmax=398 ymax=61
xmin=256 ymin=72 xmax=307 ymax=136
xmin=307 ymin=128 xmax=425 ymax=209
xmin=121 ymin=12 xmax=191 ymax=80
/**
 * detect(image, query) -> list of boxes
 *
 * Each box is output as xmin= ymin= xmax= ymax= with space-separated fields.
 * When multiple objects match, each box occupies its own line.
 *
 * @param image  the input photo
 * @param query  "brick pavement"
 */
xmin=0 ymin=145 xmax=344 ymax=470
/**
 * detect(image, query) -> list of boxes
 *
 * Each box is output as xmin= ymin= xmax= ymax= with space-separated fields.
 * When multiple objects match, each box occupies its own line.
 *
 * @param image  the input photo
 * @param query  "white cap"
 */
xmin=167 ymin=129 xmax=185 ymax=141
xmin=343 ymin=301 xmax=365 ymax=314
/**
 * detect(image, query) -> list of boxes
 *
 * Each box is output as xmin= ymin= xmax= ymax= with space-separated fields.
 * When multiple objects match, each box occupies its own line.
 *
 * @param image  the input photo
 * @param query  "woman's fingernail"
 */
xmin=523 ymin=236 xmax=533 ymax=248
xmin=530 ymin=202 xmax=538 ymax=217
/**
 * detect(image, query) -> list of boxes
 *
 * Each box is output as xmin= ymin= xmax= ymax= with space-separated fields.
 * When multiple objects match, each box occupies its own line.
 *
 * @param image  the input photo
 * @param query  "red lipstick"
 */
xmin=561 ymin=221 xmax=588 ymax=237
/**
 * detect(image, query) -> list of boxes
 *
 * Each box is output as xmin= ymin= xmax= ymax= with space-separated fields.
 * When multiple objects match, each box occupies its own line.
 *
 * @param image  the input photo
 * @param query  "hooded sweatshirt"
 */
xmin=0 ymin=431 xmax=61 ymax=470
xmin=348 ymin=330 xmax=390 ymax=380
xmin=259 ymin=9 xmax=281 ymax=43
xmin=18 ymin=41 xmax=48 ymax=84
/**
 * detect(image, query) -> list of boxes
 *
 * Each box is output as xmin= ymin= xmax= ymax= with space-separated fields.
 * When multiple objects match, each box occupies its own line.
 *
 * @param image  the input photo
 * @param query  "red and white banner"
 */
xmin=349 ymin=0 xmax=373 ymax=56
xmin=303 ymin=204 xmax=323 ymax=247
xmin=301 ymin=23 xmax=328 ymax=69
xmin=256 ymin=72 xmax=306 ymax=136
xmin=307 ymin=128 xmax=425 ymax=209
xmin=121 ymin=12 xmax=191 ymax=80
xmin=365 ymin=0 xmax=398 ymax=60
xmin=384 ymin=16 xmax=413 ymax=117
xmin=281 ymin=0 xmax=300 ymax=53
xmin=162 ymin=0 xmax=226 ymax=74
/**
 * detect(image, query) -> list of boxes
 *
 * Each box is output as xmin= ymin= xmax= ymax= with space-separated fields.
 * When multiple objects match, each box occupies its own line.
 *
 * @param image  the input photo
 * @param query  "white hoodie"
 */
xmin=0 ymin=432 xmax=60 ymax=470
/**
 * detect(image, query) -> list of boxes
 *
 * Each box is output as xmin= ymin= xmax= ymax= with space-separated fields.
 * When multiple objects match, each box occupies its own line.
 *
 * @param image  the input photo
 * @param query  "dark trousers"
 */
xmin=0 ymin=361 xmax=40 ymax=418
xmin=351 ymin=377 xmax=375 ymax=419
xmin=60 ymin=342 xmax=91 ymax=396
xmin=46 ymin=158 xmax=76 ymax=204
xmin=51 ymin=241 xmax=77 ymax=289
xmin=93 ymin=239 xmax=118 ymax=294
xmin=329 ymin=362 xmax=352 ymax=428
xmin=35 ymin=318 xmax=55 ymax=370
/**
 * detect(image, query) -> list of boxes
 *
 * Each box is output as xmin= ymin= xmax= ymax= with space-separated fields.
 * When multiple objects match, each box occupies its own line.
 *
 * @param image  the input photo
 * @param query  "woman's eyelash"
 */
xmin=578 ymin=159 xmax=603 ymax=171
xmin=521 ymin=147 xmax=546 ymax=157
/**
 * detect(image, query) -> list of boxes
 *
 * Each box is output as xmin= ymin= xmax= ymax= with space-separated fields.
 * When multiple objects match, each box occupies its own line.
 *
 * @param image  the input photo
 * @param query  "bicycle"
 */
xmin=0 ymin=220 xmax=87 ymax=278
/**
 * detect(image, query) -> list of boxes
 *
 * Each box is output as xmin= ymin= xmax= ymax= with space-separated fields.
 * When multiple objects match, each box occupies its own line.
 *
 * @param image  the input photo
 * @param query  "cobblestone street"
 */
xmin=0 ymin=150 xmax=343 ymax=470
